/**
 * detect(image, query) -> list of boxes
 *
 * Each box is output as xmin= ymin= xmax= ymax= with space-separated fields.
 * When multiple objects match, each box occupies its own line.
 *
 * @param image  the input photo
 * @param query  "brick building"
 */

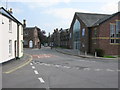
xmin=69 ymin=12 xmax=120 ymax=56
xmin=23 ymin=21 xmax=41 ymax=49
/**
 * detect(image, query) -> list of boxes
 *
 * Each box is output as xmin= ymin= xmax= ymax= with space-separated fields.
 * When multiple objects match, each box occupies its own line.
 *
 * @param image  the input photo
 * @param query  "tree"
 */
xmin=38 ymin=30 xmax=48 ymax=45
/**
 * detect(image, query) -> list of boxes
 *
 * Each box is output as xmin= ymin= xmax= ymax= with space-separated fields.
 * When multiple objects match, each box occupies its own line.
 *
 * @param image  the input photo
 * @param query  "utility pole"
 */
xmin=6 ymin=0 xmax=8 ymax=10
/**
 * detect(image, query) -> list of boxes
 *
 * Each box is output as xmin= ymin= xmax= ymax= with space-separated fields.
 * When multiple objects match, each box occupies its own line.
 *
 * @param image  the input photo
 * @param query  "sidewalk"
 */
xmin=2 ymin=53 xmax=32 ymax=73
xmin=56 ymin=48 xmax=119 ymax=60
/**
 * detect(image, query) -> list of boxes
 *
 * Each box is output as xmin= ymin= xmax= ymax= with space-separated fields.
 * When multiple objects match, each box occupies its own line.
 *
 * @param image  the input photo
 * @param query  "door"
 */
xmin=29 ymin=40 xmax=33 ymax=48
xmin=14 ymin=40 xmax=17 ymax=59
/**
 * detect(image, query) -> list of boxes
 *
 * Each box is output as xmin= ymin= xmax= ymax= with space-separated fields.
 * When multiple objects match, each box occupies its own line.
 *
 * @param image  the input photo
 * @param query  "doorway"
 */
xmin=29 ymin=40 xmax=33 ymax=48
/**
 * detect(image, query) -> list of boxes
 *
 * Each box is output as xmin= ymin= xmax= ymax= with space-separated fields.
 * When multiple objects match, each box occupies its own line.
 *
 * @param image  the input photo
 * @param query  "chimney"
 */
xmin=23 ymin=19 xmax=26 ymax=28
xmin=118 ymin=1 xmax=120 ymax=12
xmin=8 ymin=8 xmax=13 ymax=14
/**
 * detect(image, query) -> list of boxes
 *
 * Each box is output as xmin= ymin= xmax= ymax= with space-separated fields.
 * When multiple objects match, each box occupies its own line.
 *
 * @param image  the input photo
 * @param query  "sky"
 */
xmin=0 ymin=0 xmax=120 ymax=36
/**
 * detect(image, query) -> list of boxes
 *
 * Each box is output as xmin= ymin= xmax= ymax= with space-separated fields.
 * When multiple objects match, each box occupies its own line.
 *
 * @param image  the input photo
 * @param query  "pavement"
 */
xmin=2 ymin=53 xmax=32 ymax=74
xmin=55 ymin=48 xmax=119 ymax=60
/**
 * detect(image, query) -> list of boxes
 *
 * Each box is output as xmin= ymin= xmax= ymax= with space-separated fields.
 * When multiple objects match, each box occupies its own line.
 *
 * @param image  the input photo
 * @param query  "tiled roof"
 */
xmin=93 ymin=11 xmax=120 ymax=26
xmin=76 ymin=12 xmax=111 ymax=27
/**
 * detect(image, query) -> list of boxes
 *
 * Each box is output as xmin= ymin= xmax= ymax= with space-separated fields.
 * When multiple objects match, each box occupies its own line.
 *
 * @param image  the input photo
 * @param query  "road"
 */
xmin=2 ymin=47 xmax=119 ymax=89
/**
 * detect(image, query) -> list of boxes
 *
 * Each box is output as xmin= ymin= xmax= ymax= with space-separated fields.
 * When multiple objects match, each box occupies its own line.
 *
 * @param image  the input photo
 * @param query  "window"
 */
xmin=110 ymin=22 xmax=120 ymax=44
xmin=110 ymin=24 xmax=115 ymax=37
xmin=116 ymin=39 xmax=120 ymax=43
xmin=94 ymin=28 xmax=97 ymax=37
xmin=116 ymin=21 xmax=120 ymax=37
xmin=9 ymin=40 xmax=12 ymax=55
xmin=70 ymin=33 xmax=71 ymax=38
xmin=21 ymin=26 xmax=23 ymax=35
xmin=9 ymin=19 xmax=12 ymax=32
xmin=73 ymin=19 xmax=80 ymax=50
xmin=24 ymin=40 xmax=28 ymax=45
xmin=82 ymin=28 xmax=85 ymax=36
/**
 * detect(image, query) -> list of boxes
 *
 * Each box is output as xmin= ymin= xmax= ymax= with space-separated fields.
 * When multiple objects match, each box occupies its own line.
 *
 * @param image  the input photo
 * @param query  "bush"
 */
xmin=95 ymin=48 xmax=104 ymax=57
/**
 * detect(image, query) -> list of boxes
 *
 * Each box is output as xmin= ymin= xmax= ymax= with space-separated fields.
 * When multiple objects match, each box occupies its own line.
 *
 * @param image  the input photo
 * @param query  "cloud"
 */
xmin=43 ymin=8 xmax=92 ymax=20
xmin=100 ymin=2 xmax=118 ymax=14
xmin=7 ymin=0 xmax=71 ymax=8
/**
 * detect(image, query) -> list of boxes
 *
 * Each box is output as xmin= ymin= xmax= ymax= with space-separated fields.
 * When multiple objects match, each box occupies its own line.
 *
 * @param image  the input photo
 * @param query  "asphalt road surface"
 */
xmin=2 ymin=47 xmax=119 ymax=89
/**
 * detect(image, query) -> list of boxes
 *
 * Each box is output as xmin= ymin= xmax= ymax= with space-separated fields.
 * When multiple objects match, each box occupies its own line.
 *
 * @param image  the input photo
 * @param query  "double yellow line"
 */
xmin=3 ymin=54 xmax=33 ymax=74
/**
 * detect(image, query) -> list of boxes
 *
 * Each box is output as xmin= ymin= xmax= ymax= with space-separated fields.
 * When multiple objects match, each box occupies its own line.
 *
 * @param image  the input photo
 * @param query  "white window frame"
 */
xmin=82 ymin=28 xmax=85 ymax=36
xmin=9 ymin=40 xmax=12 ymax=55
xmin=9 ymin=19 xmax=12 ymax=33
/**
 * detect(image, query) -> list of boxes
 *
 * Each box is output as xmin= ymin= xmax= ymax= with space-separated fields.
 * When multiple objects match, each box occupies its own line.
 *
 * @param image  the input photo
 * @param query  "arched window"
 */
xmin=73 ymin=19 xmax=81 ymax=50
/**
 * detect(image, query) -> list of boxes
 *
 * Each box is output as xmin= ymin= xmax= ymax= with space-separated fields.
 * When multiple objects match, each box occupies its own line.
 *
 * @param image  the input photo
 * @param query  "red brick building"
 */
xmin=69 ymin=12 xmax=120 ymax=56
xmin=23 ymin=26 xmax=41 ymax=49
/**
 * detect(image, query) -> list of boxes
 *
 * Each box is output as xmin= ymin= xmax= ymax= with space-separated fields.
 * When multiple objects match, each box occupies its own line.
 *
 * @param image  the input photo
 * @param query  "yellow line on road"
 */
xmin=3 ymin=54 xmax=33 ymax=74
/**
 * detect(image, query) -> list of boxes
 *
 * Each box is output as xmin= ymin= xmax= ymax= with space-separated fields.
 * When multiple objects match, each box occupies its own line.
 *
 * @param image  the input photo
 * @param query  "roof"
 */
xmin=24 ymin=26 xmax=41 ymax=30
xmin=75 ymin=12 xmax=111 ymax=27
xmin=0 ymin=7 xmax=22 ymax=25
xmin=93 ymin=11 xmax=120 ymax=26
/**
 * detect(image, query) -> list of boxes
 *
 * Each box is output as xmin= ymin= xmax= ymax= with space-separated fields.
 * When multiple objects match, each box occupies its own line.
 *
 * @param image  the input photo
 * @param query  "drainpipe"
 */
xmin=17 ymin=24 xmax=19 ymax=59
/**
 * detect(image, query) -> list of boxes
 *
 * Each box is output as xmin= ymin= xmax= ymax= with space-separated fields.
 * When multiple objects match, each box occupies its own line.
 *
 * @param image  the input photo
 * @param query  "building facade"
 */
xmin=0 ymin=7 xmax=23 ymax=63
xmin=69 ymin=12 xmax=120 ymax=55
xmin=23 ymin=26 xmax=41 ymax=49
xmin=90 ymin=12 xmax=120 ymax=55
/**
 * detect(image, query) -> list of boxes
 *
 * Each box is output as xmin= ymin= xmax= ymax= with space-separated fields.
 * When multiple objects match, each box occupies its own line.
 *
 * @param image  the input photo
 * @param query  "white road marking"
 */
xmin=106 ymin=69 xmax=114 ymax=72
xmin=45 ymin=64 xmax=51 ymax=66
xmin=30 ymin=63 xmax=33 ymax=65
xmin=32 ymin=66 xmax=35 ymax=69
xmin=38 ymin=78 xmax=45 ymax=83
xmin=38 ymin=56 xmax=41 ymax=58
xmin=94 ymin=69 xmax=102 ymax=71
xmin=63 ymin=66 xmax=71 ymax=69
xmin=55 ymin=65 xmax=61 ymax=67
xmin=117 ymin=70 xmax=120 ymax=72
xmin=84 ymin=68 xmax=90 ymax=71
xmin=79 ymin=60 xmax=85 ymax=61
xmin=34 ymin=70 xmax=39 ymax=74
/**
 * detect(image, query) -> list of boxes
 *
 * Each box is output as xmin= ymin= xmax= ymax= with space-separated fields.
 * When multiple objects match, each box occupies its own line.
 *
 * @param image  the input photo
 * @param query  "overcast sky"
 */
xmin=0 ymin=0 xmax=119 ymax=36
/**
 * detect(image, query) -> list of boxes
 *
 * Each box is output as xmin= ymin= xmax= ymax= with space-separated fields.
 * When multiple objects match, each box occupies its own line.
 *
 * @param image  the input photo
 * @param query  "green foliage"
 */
xmin=103 ymin=56 xmax=117 ymax=58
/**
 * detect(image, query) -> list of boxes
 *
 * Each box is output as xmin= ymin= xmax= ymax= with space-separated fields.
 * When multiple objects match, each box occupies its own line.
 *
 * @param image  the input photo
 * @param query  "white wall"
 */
xmin=19 ymin=25 xmax=23 ymax=58
xmin=1 ymin=14 xmax=17 ymax=63
xmin=0 ymin=14 xmax=3 ymax=63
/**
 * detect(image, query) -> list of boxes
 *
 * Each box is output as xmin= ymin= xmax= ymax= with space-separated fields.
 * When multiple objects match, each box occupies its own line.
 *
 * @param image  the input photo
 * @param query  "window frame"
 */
xmin=9 ymin=19 xmax=12 ymax=33
xmin=9 ymin=40 xmax=12 ymax=55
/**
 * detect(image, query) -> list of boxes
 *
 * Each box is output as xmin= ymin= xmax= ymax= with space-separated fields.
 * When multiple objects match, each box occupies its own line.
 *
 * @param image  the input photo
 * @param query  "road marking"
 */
xmin=38 ymin=78 xmax=45 ymax=83
xmin=63 ymin=66 xmax=71 ymax=69
xmin=94 ymin=69 xmax=102 ymax=71
xmin=106 ymin=69 xmax=114 ymax=72
xmin=84 ymin=68 xmax=90 ymax=71
xmin=3 ymin=54 xmax=33 ymax=74
xmin=30 ymin=63 xmax=33 ymax=65
xmin=117 ymin=70 xmax=120 ymax=72
xmin=55 ymin=65 xmax=61 ymax=67
xmin=32 ymin=66 xmax=35 ymax=69
xmin=34 ymin=70 xmax=39 ymax=74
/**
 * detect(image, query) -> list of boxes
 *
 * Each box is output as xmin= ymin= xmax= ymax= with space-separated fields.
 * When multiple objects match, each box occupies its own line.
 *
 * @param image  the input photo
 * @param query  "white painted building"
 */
xmin=0 ymin=7 xmax=23 ymax=63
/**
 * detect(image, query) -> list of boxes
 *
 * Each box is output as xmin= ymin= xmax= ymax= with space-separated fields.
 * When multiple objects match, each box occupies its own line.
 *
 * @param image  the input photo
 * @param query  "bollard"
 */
xmin=95 ymin=52 xmax=97 ymax=57
xmin=85 ymin=51 xmax=87 ymax=56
